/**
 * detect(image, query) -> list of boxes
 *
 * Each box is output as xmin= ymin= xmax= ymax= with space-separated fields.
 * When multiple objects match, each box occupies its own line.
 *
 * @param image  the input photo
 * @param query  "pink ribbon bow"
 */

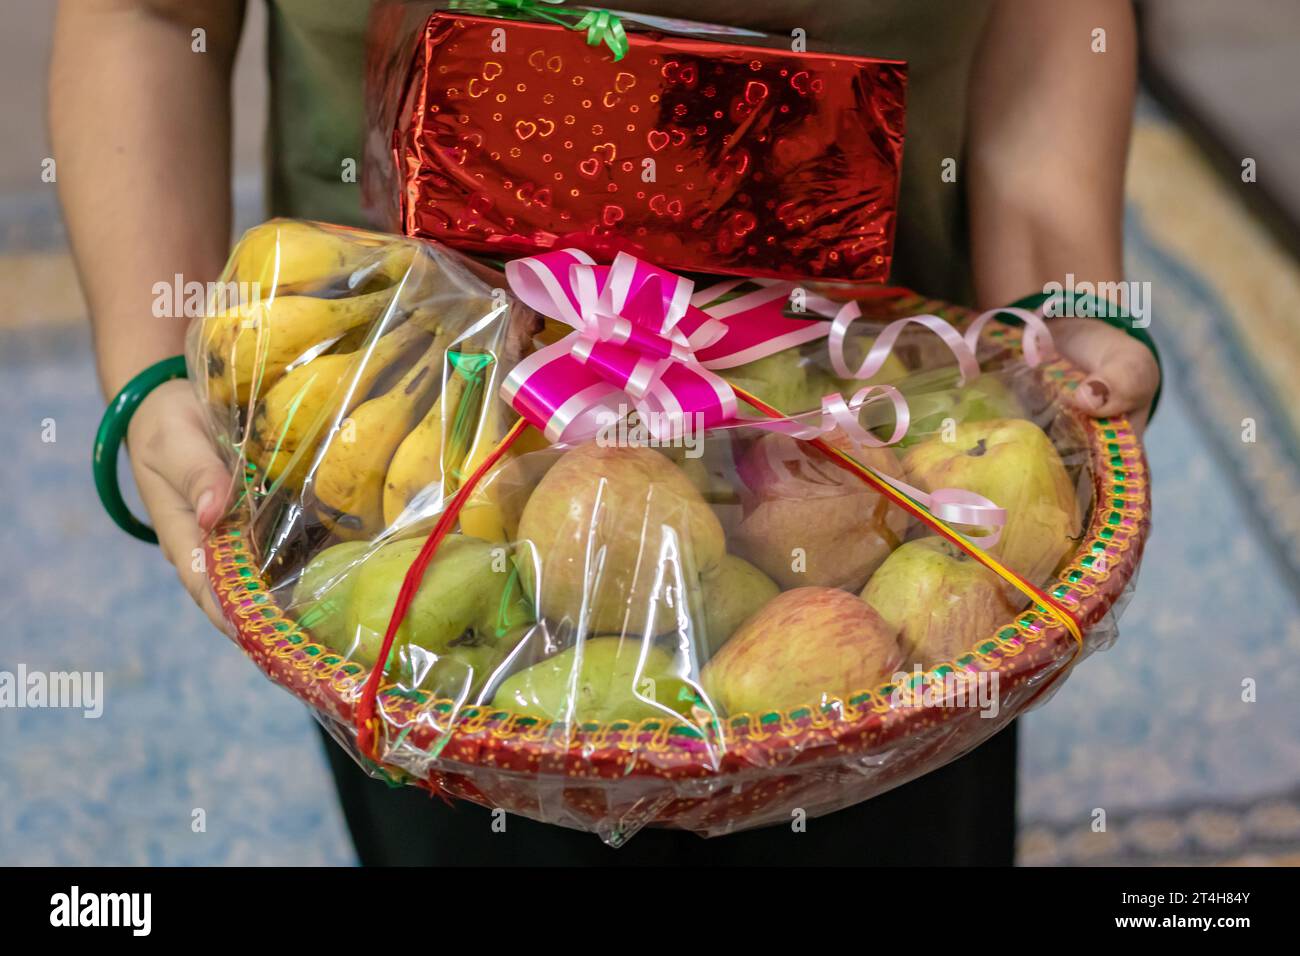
xmin=502 ymin=249 xmax=826 ymax=443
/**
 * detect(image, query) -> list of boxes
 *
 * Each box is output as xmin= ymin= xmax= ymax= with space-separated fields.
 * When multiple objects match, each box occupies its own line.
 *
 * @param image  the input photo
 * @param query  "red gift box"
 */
xmin=367 ymin=10 xmax=907 ymax=283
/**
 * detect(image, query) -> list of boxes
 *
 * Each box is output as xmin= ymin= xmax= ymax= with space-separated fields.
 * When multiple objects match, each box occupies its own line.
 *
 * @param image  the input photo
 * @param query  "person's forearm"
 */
xmin=51 ymin=0 xmax=244 ymax=398
xmin=966 ymin=0 xmax=1136 ymax=308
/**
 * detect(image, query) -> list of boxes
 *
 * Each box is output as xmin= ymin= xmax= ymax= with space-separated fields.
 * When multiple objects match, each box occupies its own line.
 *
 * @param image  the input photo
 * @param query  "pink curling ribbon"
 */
xmin=828 ymin=300 xmax=1057 ymax=385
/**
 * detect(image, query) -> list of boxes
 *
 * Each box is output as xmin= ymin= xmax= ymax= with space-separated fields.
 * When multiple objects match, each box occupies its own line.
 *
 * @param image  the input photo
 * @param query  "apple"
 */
xmin=693 ymin=554 xmax=780 ymax=660
xmin=731 ymin=430 xmax=911 ymax=591
xmin=901 ymin=418 xmax=1081 ymax=588
xmin=701 ymin=586 xmax=903 ymax=715
xmin=861 ymin=536 xmax=1022 ymax=667
xmin=515 ymin=441 xmax=726 ymax=636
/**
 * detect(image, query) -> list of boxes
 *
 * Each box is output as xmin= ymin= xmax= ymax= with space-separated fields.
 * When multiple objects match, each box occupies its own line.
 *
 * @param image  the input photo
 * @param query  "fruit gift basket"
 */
xmin=96 ymin=219 xmax=1149 ymax=845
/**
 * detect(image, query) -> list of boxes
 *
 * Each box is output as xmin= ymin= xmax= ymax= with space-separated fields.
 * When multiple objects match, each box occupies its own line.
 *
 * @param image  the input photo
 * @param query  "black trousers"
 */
xmin=318 ymin=723 xmax=1018 ymax=866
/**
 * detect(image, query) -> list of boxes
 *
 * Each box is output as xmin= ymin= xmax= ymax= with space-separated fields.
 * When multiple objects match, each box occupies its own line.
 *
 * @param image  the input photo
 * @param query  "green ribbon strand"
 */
xmin=451 ymin=0 xmax=629 ymax=60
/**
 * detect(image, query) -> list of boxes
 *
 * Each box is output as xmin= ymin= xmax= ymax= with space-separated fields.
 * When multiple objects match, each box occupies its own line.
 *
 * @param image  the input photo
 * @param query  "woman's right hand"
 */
xmin=125 ymin=379 xmax=235 ymax=636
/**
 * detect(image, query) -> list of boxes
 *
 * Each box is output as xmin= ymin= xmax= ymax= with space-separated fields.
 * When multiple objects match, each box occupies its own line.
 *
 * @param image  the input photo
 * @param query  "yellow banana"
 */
xmin=312 ymin=337 xmax=446 ymax=540
xmin=453 ymin=358 xmax=549 ymax=543
xmin=201 ymin=286 xmax=400 ymax=407
xmin=230 ymin=220 xmax=414 ymax=294
xmin=381 ymin=359 xmax=472 ymax=527
xmin=248 ymin=321 xmax=429 ymax=490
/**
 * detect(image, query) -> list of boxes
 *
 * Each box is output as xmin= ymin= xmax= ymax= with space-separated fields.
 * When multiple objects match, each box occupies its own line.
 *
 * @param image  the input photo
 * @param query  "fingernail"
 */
xmin=1086 ymin=379 xmax=1110 ymax=407
xmin=195 ymin=490 xmax=215 ymax=526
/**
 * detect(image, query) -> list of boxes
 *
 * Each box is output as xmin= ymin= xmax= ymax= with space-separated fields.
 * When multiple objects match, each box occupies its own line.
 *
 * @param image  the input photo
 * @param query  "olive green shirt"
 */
xmin=266 ymin=0 xmax=993 ymax=302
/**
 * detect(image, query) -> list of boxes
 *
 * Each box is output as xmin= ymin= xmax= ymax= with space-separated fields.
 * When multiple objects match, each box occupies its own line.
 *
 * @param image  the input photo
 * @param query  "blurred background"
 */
xmin=1 ymin=1 xmax=1297 ymax=865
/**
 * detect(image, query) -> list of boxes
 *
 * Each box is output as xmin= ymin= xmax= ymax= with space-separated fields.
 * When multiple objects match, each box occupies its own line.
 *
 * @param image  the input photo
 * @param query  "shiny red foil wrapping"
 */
xmin=374 ymin=12 xmax=907 ymax=283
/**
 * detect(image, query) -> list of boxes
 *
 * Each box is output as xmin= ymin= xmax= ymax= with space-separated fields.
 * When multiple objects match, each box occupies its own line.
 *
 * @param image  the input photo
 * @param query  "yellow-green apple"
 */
xmin=693 ymin=554 xmax=780 ymax=660
xmin=901 ymin=418 xmax=1081 ymax=587
xmin=515 ymin=441 xmax=726 ymax=635
xmin=490 ymin=636 xmax=695 ymax=722
xmin=702 ymin=586 xmax=903 ymax=715
xmin=861 ymin=536 xmax=1023 ymax=667
xmin=731 ymin=430 xmax=910 ymax=591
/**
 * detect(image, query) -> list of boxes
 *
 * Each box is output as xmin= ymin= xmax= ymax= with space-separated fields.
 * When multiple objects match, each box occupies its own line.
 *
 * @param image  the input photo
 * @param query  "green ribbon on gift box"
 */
xmin=451 ymin=0 xmax=630 ymax=61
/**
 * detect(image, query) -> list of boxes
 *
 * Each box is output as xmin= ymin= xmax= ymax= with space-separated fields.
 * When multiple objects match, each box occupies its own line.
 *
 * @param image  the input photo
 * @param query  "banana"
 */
xmin=312 ymin=337 xmax=447 ymax=539
xmin=453 ymin=358 xmax=549 ymax=543
xmin=201 ymin=286 xmax=400 ymax=407
xmin=230 ymin=220 xmax=414 ymax=295
xmin=248 ymin=321 xmax=429 ymax=490
xmin=381 ymin=357 xmax=473 ymax=527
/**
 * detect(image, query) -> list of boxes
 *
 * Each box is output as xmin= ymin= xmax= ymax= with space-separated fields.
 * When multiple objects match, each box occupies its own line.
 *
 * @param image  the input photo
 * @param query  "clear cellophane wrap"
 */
xmin=192 ymin=220 xmax=1144 ymax=845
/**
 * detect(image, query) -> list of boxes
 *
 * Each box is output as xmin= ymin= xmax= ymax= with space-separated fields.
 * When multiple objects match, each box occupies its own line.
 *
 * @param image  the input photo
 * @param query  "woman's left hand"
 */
xmin=1050 ymin=317 xmax=1160 ymax=435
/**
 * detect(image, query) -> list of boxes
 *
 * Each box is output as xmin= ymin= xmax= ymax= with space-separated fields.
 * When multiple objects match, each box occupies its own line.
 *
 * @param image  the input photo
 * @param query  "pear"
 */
xmin=491 ymin=637 xmax=695 ymax=723
xmin=861 ymin=537 xmax=1022 ymax=667
xmin=731 ymin=430 xmax=911 ymax=591
xmin=341 ymin=535 xmax=533 ymax=698
xmin=289 ymin=540 xmax=372 ymax=648
xmin=901 ymin=418 xmax=1081 ymax=588
xmin=515 ymin=442 xmax=726 ymax=636
xmin=694 ymin=554 xmax=779 ymax=660
xmin=702 ymin=587 xmax=903 ymax=716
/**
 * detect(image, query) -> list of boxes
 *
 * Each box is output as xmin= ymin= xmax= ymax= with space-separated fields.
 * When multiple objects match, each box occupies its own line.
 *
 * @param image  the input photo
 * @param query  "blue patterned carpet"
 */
xmin=2 ymin=105 xmax=1298 ymax=865
xmin=0 ymin=326 xmax=354 ymax=865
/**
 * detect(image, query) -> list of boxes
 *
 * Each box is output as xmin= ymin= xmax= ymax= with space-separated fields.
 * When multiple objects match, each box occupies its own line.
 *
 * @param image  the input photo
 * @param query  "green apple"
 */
xmin=861 ymin=536 xmax=1022 ymax=667
xmin=490 ymin=636 xmax=696 ymax=722
xmin=702 ymin=586 xmax=902 ymax=715
xmin=693 ymin=554 xmax=780 ymax=660
xmin=901 ymin=418 xmax=1081 ymax=588
xmin=820 ymin=331 xmax=910 ymax=393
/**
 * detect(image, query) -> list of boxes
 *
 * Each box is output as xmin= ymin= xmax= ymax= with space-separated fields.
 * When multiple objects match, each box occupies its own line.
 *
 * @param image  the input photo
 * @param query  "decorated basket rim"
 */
xmin=206 ymin=305 xmax=1151 ymax=783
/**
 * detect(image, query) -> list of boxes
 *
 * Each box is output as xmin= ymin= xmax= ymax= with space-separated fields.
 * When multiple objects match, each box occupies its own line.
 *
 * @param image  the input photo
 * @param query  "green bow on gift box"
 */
xmin=451 ymin=0 xmax=630 ymax=60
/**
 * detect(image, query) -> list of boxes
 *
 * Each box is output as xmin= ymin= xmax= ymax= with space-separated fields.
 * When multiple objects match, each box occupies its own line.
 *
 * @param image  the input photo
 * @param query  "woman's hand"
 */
xmin=1050 ymin=317 xmax=1160 ymax=434
xmin=125 ymin=380 xmax=235 ymax=635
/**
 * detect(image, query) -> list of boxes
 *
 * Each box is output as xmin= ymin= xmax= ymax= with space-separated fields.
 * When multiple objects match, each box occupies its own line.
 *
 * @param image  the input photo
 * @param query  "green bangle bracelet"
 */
xmin=999 ymin=290 xmax=1163 ymax=418
xmin=92 ymin=355 xmax=189 ymax=544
